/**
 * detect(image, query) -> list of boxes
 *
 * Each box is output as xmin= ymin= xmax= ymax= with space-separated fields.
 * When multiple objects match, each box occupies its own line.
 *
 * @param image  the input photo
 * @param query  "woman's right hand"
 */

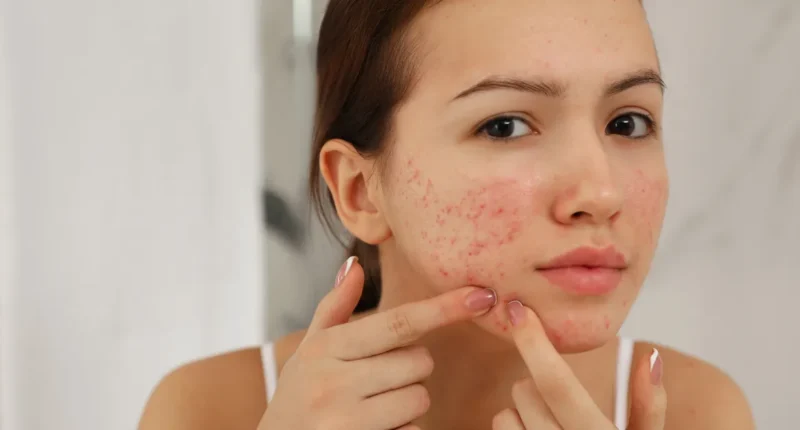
xmin=257 ymin=256 xmax=498 ymax=430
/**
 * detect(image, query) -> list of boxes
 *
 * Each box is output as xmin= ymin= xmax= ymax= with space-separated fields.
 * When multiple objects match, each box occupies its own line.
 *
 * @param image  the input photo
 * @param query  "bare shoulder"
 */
xmin=635 ymin=341 xmax=755 ymax=430
xmin=137 ymin=331 xmax=306 ymax=430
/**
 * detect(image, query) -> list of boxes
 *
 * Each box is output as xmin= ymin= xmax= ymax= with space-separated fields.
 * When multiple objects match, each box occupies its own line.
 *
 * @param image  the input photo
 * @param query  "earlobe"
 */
xmin=319 ymin=139 xmax=392 ymax=245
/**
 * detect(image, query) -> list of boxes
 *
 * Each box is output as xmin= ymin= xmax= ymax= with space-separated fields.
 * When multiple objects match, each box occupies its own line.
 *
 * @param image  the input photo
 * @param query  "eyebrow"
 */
xmin=451 ymin=68 xmax=665 ymax=101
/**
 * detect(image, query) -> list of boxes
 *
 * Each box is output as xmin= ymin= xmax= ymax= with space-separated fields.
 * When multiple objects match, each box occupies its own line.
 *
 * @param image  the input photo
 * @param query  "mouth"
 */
xmin=536 ymin=246 xmax=628 ymax=296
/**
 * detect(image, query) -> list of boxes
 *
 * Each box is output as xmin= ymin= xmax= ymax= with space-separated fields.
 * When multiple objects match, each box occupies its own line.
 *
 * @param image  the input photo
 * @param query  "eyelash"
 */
xmin=475 ymin=114 xmax=536 ymax=141
xmin=621 ymin=113 xmax=658 ymax=140
xmin=475 ymin=112 xmax=659 ymax=141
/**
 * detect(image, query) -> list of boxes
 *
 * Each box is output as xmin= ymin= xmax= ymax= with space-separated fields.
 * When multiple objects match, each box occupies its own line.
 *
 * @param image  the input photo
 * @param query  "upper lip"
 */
xmin=538 ymin=246 xmax=628 ymax=270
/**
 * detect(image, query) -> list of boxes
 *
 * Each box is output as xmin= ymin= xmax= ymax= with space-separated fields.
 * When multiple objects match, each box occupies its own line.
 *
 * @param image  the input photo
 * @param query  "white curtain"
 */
xmin=0 ymin=0 xmax=264 ymax=428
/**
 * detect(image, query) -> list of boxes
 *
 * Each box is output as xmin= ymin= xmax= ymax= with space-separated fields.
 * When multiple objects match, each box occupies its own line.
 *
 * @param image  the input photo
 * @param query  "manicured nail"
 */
xmin=465 ymin=288 xmax=497 ymax=312
xmin=335 ymin=256 xmax=357 ymax=287
xmin=649 ymin=348 xmax=663 ymax=386
xmin=506 ymin=300 xmax=526 ymax=326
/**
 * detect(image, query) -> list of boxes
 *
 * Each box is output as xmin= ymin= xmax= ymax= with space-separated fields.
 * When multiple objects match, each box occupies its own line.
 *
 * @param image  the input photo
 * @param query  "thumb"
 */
xmin=305 ymin=256 xmax=364 ymax=335
xmin=628 ymin=348 xmax=667 ymax=430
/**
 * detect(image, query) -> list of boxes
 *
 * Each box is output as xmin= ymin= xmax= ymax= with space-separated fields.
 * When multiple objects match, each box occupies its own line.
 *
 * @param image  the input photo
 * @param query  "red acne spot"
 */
xmin=493 ymin=207 xmax=505 ymax=216
xmin=465 ymin=240 xmax=488 ymax=258
xmin=439 ymin=268 xmax=449 ymax=277
xmin=450 ymin=237 xmax=457 ymax=245
xmin=604 ymin=316 xmax=611 ymax=329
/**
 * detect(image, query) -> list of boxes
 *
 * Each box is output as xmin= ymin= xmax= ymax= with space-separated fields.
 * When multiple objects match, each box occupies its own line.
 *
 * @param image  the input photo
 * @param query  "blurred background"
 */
xmin=0 ymin=0 xmax=797 ymax=428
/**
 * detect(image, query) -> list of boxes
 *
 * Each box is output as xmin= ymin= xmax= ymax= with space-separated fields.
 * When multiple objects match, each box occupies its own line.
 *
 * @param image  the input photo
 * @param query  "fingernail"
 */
xmin=506 ymin=300 xmax=526 ymax=326
xmin=465 ymin=288 xmax=497 ymax=312
xmin=649 ymin=348 xmax=663 ymax=386
xmin=335 ymin=256 xmax=357 ymax=287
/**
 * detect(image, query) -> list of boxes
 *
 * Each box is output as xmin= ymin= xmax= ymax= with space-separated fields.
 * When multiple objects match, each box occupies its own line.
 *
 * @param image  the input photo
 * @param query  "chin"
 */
xmin=475 ymin=300 xmax=622 ymax=354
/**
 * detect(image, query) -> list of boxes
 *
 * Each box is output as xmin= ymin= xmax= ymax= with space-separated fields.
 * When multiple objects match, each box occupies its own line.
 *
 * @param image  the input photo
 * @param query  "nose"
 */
xmin=552 ymin=137 xmax=623 ymax=226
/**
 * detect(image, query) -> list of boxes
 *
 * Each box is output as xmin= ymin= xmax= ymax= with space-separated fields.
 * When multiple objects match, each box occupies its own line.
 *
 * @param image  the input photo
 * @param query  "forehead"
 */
xmin=409 ymin=0 xmax=659 ymax=95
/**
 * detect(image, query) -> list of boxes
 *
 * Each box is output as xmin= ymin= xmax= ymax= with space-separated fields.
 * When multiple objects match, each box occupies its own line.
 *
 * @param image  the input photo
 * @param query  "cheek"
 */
xmin=626 ymin=169 xmax=668 ymax=246
xmin=396 ymin=158 xmax=543 ymax=286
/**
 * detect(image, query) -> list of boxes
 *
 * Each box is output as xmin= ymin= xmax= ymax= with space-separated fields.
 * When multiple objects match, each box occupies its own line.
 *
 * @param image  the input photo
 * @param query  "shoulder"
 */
xmin=634 ymin=341 xmax=755 ymax=430
xmin=137 ymin=331 xmax=306 ymax=430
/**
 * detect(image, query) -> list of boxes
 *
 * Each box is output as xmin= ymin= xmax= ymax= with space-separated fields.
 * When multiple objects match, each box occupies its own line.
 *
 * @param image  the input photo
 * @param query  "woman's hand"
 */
xmin=258 ymin=257 xmax=498 ymax=430
xmin=493 ymin=301 xmax=667 ymax=430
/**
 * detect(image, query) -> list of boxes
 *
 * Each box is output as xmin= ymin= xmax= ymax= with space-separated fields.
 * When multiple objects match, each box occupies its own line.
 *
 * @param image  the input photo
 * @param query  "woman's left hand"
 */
xmin=492 ymin=301 xmax=667 ymax=430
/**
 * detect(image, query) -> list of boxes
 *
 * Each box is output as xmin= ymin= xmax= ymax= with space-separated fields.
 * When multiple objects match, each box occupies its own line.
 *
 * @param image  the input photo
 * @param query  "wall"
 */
xmin=0 ymin=7 xmax=18 ymax=426
xmin=263 ymin=0 xmax=343 ymax=340
xmin=0 ymin=0 xmax=265 ymax=428
xmin=621 ymin=2 xmax=800 ymax=428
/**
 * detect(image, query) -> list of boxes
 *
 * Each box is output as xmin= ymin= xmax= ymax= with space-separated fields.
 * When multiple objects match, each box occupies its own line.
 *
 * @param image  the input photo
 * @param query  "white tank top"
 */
xmin=261 ymin=337 xmax=636 ymax=429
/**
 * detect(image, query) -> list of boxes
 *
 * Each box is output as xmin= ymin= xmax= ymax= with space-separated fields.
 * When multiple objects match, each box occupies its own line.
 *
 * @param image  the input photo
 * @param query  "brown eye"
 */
xmin=479 ymin=116 xmax=533 ymax=140
xmin=606 ymin=113 xmax=653 ymax=139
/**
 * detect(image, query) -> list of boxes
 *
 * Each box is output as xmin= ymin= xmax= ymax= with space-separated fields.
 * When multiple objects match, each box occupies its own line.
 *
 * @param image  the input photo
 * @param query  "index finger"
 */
xmin=505 ymin=301 xmax=609 ymax=428
xmin=331 ymin=287 xmax=497 ymax=360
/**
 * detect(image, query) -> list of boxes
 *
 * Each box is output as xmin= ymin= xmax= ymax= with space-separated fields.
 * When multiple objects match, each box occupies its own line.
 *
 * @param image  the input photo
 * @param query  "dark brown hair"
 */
xmin=308 ymin=0 xmax=435 ymax=311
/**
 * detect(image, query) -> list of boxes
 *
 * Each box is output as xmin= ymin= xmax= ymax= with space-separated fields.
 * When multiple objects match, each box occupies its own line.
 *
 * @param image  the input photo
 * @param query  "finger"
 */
xmin=510 ymin=378 xmax=561 ymax=430
xmin=331 ymin=286 xmax=497 ymax=360
xmin=305 ymin=256 xmax=364 ymax=336
xmin=355 ymin=345 xmax=434 ymax=397
xmin=628 ymin=348 xmax=667 ymax=430
xmin=492 ymin=408 xmax=525 ymax=430
xmin=505 ymin=301 xmax=607 ymax=427
xmin=360 ymin=383 xmax=430 ymax=430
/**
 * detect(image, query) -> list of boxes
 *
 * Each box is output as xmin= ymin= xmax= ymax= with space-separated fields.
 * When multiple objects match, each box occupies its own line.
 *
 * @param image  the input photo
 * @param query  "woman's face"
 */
xmin=373 ymin=0 xmax=667 ymax=353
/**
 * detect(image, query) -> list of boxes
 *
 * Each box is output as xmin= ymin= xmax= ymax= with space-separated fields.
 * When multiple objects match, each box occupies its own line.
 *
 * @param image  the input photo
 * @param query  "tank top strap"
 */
xmin=261 ymin=342 xmax=278 ymax=403
xmin=614 ymin=337 xmax=636 ymax=429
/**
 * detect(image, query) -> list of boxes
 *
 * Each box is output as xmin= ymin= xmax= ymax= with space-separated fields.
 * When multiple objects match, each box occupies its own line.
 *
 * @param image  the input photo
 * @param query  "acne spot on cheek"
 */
xmin=604 ymin=315 xmax=611 ymax=329
xmin=400 ymin=157 xmax=535 ymax=284
xmin=629 ymin=169 xmax=668 ymax=247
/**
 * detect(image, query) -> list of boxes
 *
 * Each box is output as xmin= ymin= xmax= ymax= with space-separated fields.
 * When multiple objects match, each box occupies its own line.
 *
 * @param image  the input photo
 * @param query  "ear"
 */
xmin=319 ymin=139 xmax=392 ymax=245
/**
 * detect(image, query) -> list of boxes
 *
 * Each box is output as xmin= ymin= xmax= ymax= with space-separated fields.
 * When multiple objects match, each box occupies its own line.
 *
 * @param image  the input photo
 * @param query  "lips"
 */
xmin=536 ymin=246 xmax=627 ymax=295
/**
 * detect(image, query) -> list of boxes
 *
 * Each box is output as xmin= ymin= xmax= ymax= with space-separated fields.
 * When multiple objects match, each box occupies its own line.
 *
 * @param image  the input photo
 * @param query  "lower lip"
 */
xmin=538 ymin=267 xmax=623 ymax=295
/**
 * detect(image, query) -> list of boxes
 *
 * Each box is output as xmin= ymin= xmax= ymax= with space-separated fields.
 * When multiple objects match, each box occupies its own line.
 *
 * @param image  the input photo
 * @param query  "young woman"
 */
xmin=139 ymin=0 xmax=755 ymax=428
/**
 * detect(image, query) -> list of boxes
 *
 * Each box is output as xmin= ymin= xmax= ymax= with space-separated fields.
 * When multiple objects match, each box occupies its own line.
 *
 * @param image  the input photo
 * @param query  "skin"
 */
xmin=138 ymin=1 xmax=755 ymax=429
xmin=369 ymin=0 xmax=668 ymax=354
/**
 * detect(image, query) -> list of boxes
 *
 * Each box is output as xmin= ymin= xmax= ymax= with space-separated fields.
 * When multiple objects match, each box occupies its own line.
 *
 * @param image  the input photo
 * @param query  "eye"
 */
xmin=478 ymin=116 xmax=534 ymax=140
xmin=606 ymin=113 xmax=654 ymax=139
